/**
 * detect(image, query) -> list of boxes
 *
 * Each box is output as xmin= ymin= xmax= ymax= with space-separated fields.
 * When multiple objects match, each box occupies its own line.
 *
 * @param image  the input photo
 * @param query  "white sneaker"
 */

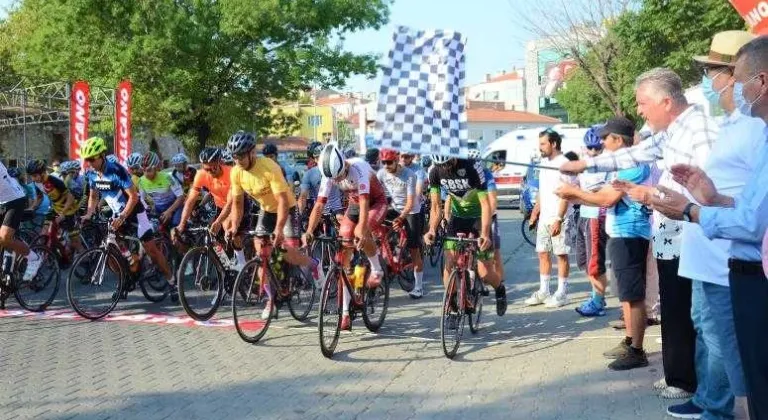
xmin=653 ymin=378 xmax=668 ymax=390
xmin=23 ymin=251 xmax=42 ymax=281
xmin=261 ymin=302 xmax=273 ymax=320
xmin=524 ymin=290 xmax=550 ymax=306
xmin=545 ymin=292 xmax=569 ymax=308
xmin=408 ymin=288 xmax=423 ymax=299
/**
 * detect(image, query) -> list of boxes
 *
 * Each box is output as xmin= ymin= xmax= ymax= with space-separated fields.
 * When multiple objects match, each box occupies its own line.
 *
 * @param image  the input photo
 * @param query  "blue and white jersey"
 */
xmin=85 ymin=155 xmax=145 ymax=214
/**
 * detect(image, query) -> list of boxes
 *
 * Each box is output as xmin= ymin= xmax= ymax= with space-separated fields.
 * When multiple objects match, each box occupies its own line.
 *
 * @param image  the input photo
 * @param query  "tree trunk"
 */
xmin=195 ymin=119 xmax=211 ymax=154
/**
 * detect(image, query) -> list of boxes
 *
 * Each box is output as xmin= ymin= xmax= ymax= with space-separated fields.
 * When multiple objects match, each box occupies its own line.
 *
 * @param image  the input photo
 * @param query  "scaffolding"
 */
xmin=0 ymin=78 xmax=115 ymax=161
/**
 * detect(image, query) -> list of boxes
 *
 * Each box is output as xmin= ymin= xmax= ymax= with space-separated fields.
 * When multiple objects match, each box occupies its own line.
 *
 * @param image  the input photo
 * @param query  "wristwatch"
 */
xmin=682 ymin=202 xmax=696 ymax=222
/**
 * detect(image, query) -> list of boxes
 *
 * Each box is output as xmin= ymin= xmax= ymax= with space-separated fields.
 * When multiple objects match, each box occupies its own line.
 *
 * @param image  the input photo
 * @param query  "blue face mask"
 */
xmin=734 ymin=74 xmax=765 ymax=117
xmin=701 ymin=73 xmax=729 ymax=105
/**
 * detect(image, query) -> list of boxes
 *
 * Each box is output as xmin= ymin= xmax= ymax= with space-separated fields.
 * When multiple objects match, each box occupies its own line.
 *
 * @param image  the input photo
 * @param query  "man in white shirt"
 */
xmin=526 ymin=129 xmax=577 ymax=308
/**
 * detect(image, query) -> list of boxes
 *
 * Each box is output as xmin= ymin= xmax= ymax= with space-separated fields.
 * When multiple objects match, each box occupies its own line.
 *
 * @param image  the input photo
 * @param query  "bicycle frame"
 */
xmin=444 ymin=234 xmax=478 ymax=309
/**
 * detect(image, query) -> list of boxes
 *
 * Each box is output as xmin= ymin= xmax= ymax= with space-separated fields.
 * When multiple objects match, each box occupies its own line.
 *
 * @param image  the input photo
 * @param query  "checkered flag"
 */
xmin=374 ymin=26 xmax=469 ymax=158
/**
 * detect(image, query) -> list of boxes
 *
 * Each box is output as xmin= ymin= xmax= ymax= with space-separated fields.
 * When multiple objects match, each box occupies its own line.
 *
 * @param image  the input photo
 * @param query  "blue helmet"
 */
xmin=583 ymin=124 xmax=604 ymax=148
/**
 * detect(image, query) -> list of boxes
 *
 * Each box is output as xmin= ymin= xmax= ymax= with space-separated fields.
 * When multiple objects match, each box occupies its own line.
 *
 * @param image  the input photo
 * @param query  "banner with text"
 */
xmin=69 ymin=81 xmax=90 ymax=160
xmin=729 ymin=0 xmax=768 ymax=34
xmin=115 ymin=80 xmax=132 ymax=166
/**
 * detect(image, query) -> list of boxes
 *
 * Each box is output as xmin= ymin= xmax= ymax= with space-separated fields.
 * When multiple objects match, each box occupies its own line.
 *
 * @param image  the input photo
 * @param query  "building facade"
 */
xmin=466 ymin=70 xmax=526 ymax=111
xmin=467 ymin=107 xmax=561 ymax=150
xmin=524 ymin=37 xmax=577 ymax=122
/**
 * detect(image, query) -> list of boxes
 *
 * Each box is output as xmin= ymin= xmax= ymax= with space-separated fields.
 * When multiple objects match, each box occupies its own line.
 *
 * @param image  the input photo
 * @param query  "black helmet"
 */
xmin=8 ymin=167 xmax=22 ymax=178
xmin=262 ymin=143 xmax=278 ymax=156
xmin=198 ymin=147 xmax=222 ymax=164
xmin=307 ymin=141 xmax=323 ymax=158
xmin=26 ymin=159 xmax=47 ymax=175
xmin=365 ymin=148 xmax=379 ymax=164
xmin=227 ymin=131 xmax=256 ymax=155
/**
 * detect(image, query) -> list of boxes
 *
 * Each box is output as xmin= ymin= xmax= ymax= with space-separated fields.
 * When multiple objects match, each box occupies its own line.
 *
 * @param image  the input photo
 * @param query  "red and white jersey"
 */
xmin=0 ymin=162 xmax=26 ymax=204
xmin=318 ymin=158 xmax=386 ymax=204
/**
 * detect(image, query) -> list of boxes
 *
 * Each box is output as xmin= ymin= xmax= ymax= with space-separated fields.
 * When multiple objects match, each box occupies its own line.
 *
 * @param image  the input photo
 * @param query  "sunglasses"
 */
xmin=586 ymin=145 xmax=603 ymax=151
xmin=232 ymin=152 xmax=249 ymax=160
xmin=382 ymin=160 xmax=395 ymax=165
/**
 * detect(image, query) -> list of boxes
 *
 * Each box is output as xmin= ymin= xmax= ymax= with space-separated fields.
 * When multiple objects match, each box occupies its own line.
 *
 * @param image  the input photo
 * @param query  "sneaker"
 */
xmin=495 ymin=284 xmax=507 ymax=316
xmin=261 ymin=301 xmax=274 ymax=320
xmin=408 ymin=288 xmax=423 ymax=299
xmin=524 ymin=290 xmax=550 ymax=306
xmin=608 ymin=347 xmax=649 ymax=371
xmin=544 ymin=292 xmax=569 ymax=308
xmin=341 ymin=314 xmax=351 ymax=331
xmin=666 ymin=400 xmax=703 ymax=419
xmin=23 ymin=251 xmax=42 ymax=281
xmin=660 ymin=386 xmax=694 ymax=400
xmin=603 ymin=339 xmax=631 ymax=359
xmin=653 ymin=378 xmax=668 ymax=390
xmin=366 ymin=271 xmax=383 ymax=289
xmin=575 ymin=297 xmax=606 ymax=317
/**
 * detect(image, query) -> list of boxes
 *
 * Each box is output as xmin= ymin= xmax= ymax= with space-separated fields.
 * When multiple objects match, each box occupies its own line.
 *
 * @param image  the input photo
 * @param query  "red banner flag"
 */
xmin=115 ymin=80 xmax=132 ymax=166
xmin=69 ymin=81 xmax=90 ymax=160
xmin=729 ymin=0 xmax=768 ymax=34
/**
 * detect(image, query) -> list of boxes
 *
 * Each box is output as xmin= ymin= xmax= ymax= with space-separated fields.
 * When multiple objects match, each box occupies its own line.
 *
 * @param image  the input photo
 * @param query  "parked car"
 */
xmin=520 ymin=159 xmax=540 ymax=215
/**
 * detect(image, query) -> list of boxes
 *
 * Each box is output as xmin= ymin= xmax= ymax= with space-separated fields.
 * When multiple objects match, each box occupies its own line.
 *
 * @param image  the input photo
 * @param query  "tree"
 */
xmin=554 ymin=69 xmax=614 ymax=126
xmin=0 ymin=0 xmax=390 ymax=155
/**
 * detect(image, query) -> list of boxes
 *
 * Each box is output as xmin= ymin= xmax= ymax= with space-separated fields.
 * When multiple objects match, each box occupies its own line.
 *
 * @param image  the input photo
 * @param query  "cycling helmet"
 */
xmin=262 ymin=143 xmax=278 ymax=156
xmin=342 ymin=148 xmax=357 ymax=159
xmin=221 ymin=149 xmax=234 ymax=165
xmin=365 ymin=148 xmax=379 ymax=165
xmin=126 ymin=152 xmax=143 ymax=169
xmin=80 ymin=136 xmax=108 ymax=159
xmin=63 ymin=160 xmax=81 ymax=173
xmin=141 ymin=151 xmax=161 ymax=168
xmin=59 ymin=161 xmax=75 ymax=174
xmin=318 ymin=143 xmax=345 ymax=178
xmin=583 ymin=124 xmax=604 ymax=148
xmin=379 ymin=148 xmax=399 ymax=162
xmin=421 ymin=155 xmax=432 ymax=168
xmin=26 ymin=159 xmax=47 ymax=175
xmin=467 ymin=149 xmax=481 ymax=160
xmin=307 ymin=141 xmax=323 ymax=158
xmin=170 ymin=153 xmax=188 ymax=165
xmin=227 ymin=131 xmax=255 ymax=155
xmin=7 ymin=167 xmax=22 ymax=178
xmin=430 ymin=154 xmax=450 ymax=164
xmin=198 ymin=147 xmax=222 ymax=164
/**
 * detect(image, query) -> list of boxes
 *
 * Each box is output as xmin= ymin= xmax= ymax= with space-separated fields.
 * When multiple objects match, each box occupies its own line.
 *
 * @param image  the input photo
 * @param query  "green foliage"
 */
xmin=0 ymin=0 xmax=390 ymax=150
xmin=555 ymin=69 xmax=614 ymax=126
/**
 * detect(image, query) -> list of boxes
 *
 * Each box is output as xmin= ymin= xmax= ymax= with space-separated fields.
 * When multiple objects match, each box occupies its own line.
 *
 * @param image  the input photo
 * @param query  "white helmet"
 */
xmin=430 ymin=154 xmax=450 ymax=164
xmin=319 ymin=143 xmax=346 ymax=178
xmin=467 ymin=149 xmax=480 ymax=160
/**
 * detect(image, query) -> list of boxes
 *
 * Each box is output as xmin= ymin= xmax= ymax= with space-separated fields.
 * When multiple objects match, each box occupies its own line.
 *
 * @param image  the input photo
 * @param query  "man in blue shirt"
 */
xmin=653 ymin=36 xmax=768 ymax=420
xmin=556 ymin=117 xmax=652 ymax=371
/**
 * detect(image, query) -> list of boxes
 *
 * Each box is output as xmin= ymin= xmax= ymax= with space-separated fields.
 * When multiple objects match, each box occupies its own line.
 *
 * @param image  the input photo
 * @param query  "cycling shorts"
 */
xmin=0 ymin=197 xmax=27 ymax=231
xmin=385 ymin=209 xmax=423 ymax=249
xmin=254 ymin=206 xmax=302 ymax=246
xmin=340 ymin=199 xmax=387 ymax=242
xmin=444 ymin=216 xmax=493 ymax=261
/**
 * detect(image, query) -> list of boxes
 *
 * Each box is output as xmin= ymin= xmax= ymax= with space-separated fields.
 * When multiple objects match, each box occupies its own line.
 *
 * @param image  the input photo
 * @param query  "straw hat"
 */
xmin=694 ymin=31 xmax=757 ymax=67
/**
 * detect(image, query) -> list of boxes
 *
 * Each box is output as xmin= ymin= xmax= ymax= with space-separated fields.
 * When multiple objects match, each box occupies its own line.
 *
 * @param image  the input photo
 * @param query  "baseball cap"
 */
xmin=598 ymin=117 xmax=636 ymax=139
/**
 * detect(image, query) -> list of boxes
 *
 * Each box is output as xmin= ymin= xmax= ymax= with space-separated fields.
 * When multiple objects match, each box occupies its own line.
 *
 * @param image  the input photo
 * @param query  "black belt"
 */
xmin=729 ymin=259 xmax=765 ymax=276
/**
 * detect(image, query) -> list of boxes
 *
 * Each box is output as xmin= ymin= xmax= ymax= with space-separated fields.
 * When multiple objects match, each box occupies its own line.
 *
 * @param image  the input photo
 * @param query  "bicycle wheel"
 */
xmin=467 ymin=273 xmax=484 ymax=334
xmin=521 ymin=215 xmax=536 ymax=247
xmin=429 ymin=235 xmax=444 ymax=268
xmin=287 ymin=266 xmax=316 ymax=321
xmin=232 ymin=259 xmax=272 ymax=344
xmin=14 ymin=245 xmax=60 ymax=312
xmin=388 ymin=231 xmax=415 ymax=292
xmin=144 ymin=238 xmax=175 ymax=293
xmin=67 ymin=247 xmax=124 ymax=320
xmin=361 ymin=263 xmax=390 ymax=333
xmin=178 ymin=247 xmax=224 ymax=321
xmin=318 ymin=267 xmax=342 ymax=358
xmin=440 ymin=270 xmax=466 ymax=359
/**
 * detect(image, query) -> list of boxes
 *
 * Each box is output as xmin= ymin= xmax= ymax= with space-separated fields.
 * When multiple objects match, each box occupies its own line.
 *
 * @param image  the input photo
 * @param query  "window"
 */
xmin=494 ymin=130 xmax=505 ymax=139
xmin=484 ymin=91 xmax=499 ymax=101
xmin=307 ymin=115 xmax=323 ymax=127
xmin=469 ymin=129 xmax=484 ymax=141
xmin=488 ymin=150 xmax=506 ymax=170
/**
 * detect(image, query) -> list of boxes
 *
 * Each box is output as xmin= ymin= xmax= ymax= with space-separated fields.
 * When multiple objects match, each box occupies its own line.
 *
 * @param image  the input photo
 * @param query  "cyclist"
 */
xmin=226 ymin=131 xmax=318 ymax=319
xmin=0 ymin=161 xmax=42 ymax=281
xmin=137 ymin=152 xmax=185 ymax=228
xmin=298 ymin=141 xmax=343 ymax=223
xmin=126 ymin=152 xmax=144 ymax=183
xmin=80 ymin=137 xmax=178 ymax=301
xmin=262 ymin=143 xmax=292 ymax=180
xmin=303 ymin=143 xmax=388 ymax=330
xmin=377 ymin=148 xmax=425 ymax=299
xmin=365 ymin=148 xmax=381 ymax=172
xmin=423 ymin=154 xmax=507 ymax=325
xmin=26 ymin=159 xmax=84 ymax=256
xmin=221 ymin=149 xmax=234 ymax=166
xmin=170 ymin=153 xmax=197 ymax=194
xmin=177 ymin=147 xmax=249 ymax=270
xmin=306 ymin=141 xmax=322 ymax=169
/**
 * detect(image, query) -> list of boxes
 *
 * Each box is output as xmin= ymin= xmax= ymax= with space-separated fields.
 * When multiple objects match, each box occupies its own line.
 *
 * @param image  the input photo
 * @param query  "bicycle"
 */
xmin=425 ymin=222 xmax=446 ymax=268
xmin=521 ymin=213 xmax=537 ymax=247
xmin=375 ymin=220 xmax=414 ymax=293
xmin=32 ymin=216 xmax=89 ymax=270
xmin=66 ymin=218 xmax=174 ymax=320
xmin=440 ymin=233 xmax=488 ymax=359
xmin=309 ymin=212 xmax=340 ymax=279
xmin=177 ymin=226 xmax=246 ymax=321
xmin=0 ymin=235 xmax=60 ymax=312
xmin=231 ymin=233 xmax=317 ymax=344
xmin=316 ymin=235 xmax=390 ymax=359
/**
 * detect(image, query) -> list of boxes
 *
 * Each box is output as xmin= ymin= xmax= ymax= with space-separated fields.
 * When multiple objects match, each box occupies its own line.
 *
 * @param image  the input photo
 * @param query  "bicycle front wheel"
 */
xmin=441 ymin=270 xmax=466 ymax=359
xmin=232 ymin=259 xmax=272 ymax=344
xmin=67 ymin=247 xmax=124 ymax=320
xmin=14 ymin=245 xmax=60 ymax=312
xmin=318 ymin=267 xmax=342 ymax=359
xmin=287 ymin=266 xmax=316 ymax=321
xmin=467 ymin=273 xmax=484 ymax=334
xmin=362 ymin=263 xmax=390 ymax=333
xmin=521 ymin=215 xmax=536 ymax=247
xmin=178 ymin=247 xmax=225 ymax=321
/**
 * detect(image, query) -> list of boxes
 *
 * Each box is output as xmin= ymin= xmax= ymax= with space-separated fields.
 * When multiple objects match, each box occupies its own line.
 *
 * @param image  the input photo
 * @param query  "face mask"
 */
xmin=701 ymin=74 xmax=728 ymax=104
xmin=734 ymin=74 xmax=764 ymax=117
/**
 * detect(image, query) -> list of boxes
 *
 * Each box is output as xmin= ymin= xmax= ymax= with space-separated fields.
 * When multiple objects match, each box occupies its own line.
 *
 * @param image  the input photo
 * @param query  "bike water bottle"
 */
xmin=2 ymin=250 xmax=15 ymax=273
xmin=353 ymin=264 xmax=366 ymax=289
xmin=213 ymin=243 xmax=230 ymax=268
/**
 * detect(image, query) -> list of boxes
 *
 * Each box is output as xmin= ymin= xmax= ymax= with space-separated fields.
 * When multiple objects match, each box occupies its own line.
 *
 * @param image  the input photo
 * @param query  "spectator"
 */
xmin=365 ymin=148 xmax=380 ymax=172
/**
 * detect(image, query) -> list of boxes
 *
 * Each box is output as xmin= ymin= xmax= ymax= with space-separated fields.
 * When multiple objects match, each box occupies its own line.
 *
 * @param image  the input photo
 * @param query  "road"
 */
xmin=0 ymin=210 xmax=668 ymax=420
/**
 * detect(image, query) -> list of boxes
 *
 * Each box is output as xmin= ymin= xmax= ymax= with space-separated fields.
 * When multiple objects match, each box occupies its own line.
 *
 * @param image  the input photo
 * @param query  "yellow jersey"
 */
xmin=230 ymin=157 xmax=295 ymax=212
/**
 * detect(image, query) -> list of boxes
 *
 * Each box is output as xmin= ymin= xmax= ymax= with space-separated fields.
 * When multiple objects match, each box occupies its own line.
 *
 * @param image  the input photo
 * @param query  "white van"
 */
xmin=481 ymin=125 xmax=587 ymax=207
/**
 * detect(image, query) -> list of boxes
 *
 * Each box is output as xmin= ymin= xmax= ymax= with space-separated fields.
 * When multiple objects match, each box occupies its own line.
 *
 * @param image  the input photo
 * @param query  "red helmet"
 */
xmin=379 ymin=148 xmax=399 ymax=162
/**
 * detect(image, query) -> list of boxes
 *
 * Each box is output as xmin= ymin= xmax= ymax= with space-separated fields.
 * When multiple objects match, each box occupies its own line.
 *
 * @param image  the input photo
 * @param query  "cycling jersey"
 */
xmin=25 ymin=183 xmax=50 ymax=216
xmin=85 ymin=155 xmax=145 ymax=215
xmin=66 ymin=174 xmax=85 ymax=201
xmin=318 ymin=158 xmax=386 ymax=205
xmin=0 ymin=161 xmax=26 ymax=205
xmin=230 ymin=156 xmax=296 ymax=212
xmin=377 ymin=166 xmax=419 ymax=214
xmin=428 ymin=159 xmax=487 ymax=218
xmin=192 ymin=165 xmax=231 ymax=209
xmin=403 ymin=161 xmax=426 ymax=210
xmin=138 ymin=172 xmax=183 ymax=212
xmin=40 ymin=174 xmax=77 ymax=216
xmin=172 ymin=167 xmax=197 ymax=194
xmin=300 ymin=166 xmax=343 ymax=212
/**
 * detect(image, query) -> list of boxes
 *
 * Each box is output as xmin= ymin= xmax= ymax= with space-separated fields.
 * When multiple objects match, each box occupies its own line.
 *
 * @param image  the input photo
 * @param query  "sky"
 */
xmin=0 ymin=0 xmax=537 ymax=93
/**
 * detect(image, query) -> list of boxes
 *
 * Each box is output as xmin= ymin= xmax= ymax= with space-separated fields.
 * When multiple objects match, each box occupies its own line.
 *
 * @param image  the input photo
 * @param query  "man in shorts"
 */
xmin=0 ymin=161 xmax=42 ymax=281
